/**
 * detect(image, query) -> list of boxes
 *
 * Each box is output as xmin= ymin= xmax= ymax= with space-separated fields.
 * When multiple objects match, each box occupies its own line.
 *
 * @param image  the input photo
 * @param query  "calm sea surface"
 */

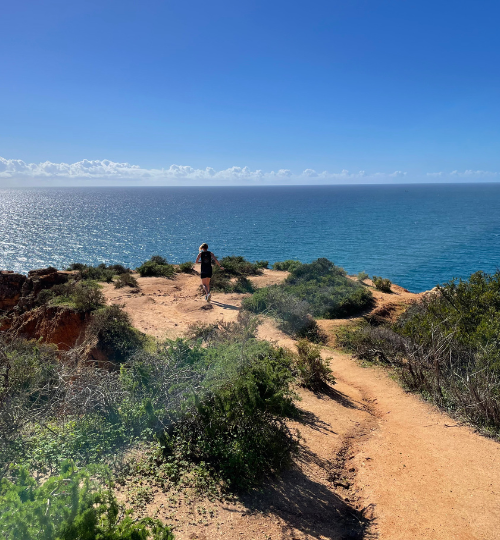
xmin=1 ymin=184 xmax=500 ymax=292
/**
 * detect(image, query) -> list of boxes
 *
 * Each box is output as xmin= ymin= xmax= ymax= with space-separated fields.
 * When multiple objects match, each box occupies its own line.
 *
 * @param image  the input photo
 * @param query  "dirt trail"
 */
xmin=106 ymin=271 xmax=500 ymax=539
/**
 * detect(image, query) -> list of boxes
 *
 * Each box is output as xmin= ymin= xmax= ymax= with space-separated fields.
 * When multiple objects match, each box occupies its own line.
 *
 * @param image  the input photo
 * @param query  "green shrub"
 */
xmin=209 ymin=265 xmax=256 ymax=294
xmin=295 ymin=339 xmax=335 ymax=390
xmin=114 ymin=273 xmax=138 ymax=289
xmin=219 ymin=255 xmax=263 ymax=276
xmin=67 ymin=263 xmax=131 ymax=283
xmin=255 ymin=260 xmax=269 ymax=269
xmin=245 ymin=258 xmax=372 ymax=329
xmin=137 ymin=256 xmax=175 ymax=278
xmin=242 ymin=286 xmax=325 ymax=343
xmin=209 ymin=266 xmax=233 ymax=292
xmin=150 ymin=255 xmax=168 ymax=265
xmin=177 ymin=261 xmax=194 ymax=273
xmin=73 ymin=281 xmax=106 ymax=312
xmin=272 ymin=260 xmax=302 ymax=272
xmin=86 ymin=305 xmax=146 ymax=362
xmin=232 ymin=276 xmax=255 ymax=293
xmin=0 ymin=463 xmax=173 ymax=540
xmin=163 ymin=340 xmax=298 ymax=489
xmin=372 ymin=275 xmax=392 ymax=293
xmin=357 ymin=271 xmax=369 ymax=281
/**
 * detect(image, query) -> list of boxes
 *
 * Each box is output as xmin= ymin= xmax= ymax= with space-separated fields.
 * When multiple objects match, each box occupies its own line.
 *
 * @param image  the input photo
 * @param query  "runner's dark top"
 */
xmin=200 ymin=250 xmax=214 ymax=277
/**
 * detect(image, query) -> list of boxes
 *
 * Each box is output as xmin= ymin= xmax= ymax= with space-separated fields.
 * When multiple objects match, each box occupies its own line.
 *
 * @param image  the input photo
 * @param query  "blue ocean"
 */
xmin=1 ymin=184 xmax=500 ymax=292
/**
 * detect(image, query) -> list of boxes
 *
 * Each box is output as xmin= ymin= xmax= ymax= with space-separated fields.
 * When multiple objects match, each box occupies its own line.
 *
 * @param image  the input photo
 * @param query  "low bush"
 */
xmin=232 ymin=276 xmax=255 ymax=293
xmin=357 ymin=271 xmax=369 ymax=282
xmin=162 ymin=339 xmax=298 ymax=489
xmin=242 ymin=286 xmax=325 ymax=343
xmin=137 ymin=256 xmax=175 ymax=278
xmin=372 ymin=275 xmax=392 ymax=293
xmin=219 ymin=255 xmax=263 ymax=276
xmin=0 ymin=462 xmax=173 ymax=540
xmin=67 ymin=263 xmax=131 ymax=283
xmin=73 ymin=281 xmax=106 ymax=312
xmin=209 ymin=259 xmax=258 ymax=294
xmin=272 ymin=260 xmax=302 ymax=272
xmin=86 ymin=305 xmax=146 ymax=362
xmin=114 ymin=273 xmax=138 ymax=289
xmin=255 ymin=260 xmax=269 ymax=269
xmin=177 ymin=261 xmax=194 ymax=273
xmin=34 ymin=280 xmax=105 ymax=313
xmin=294 ymin=339 xmax=334 ymax=390
xmin=244 ymin=258 xmax=372 ymax=340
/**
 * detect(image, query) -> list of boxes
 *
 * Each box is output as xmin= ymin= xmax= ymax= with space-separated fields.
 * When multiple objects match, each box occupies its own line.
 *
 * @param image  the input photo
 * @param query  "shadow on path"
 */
xmin=210 ymin=300 xmax=240 ymax=310
xmin=240 ymin=465 xmax=375 ymax=539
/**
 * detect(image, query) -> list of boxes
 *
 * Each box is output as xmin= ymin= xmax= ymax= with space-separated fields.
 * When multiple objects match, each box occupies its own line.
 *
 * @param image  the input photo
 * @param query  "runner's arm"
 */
xmin=212 ymin=255 xmax=224 ymax=270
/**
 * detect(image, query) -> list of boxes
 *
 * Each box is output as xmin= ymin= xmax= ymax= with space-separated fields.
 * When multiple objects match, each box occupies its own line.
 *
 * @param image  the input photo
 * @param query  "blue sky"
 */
xmin=1 ymin=0 xmax=499 ymax=185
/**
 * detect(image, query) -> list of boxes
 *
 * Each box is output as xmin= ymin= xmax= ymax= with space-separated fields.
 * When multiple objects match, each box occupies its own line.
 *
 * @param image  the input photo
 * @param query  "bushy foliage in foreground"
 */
xmin=337 ymin=271 xmax=500 ymax=433
xmin=0 ymin=463 xmax=173 ymax=540
xmin=1 ymin=316 xmax=300 ymax=491
xmin=137 ymin=256 xmax=175 ymax=278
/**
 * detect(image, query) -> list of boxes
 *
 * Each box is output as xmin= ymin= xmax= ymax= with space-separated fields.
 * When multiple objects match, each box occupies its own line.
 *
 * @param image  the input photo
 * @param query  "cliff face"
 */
xmin=0 ymin=271 xmax=26 ymax=311
xmin=6 ymin=305 xmax=88 ymax=350
xmin=0 ymin=267 xmax=86 ymax=351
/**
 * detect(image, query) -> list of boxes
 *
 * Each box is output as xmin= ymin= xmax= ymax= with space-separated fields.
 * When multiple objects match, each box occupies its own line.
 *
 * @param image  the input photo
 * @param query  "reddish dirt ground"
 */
xmin=105 ymin=270 xmax=500 ymax=540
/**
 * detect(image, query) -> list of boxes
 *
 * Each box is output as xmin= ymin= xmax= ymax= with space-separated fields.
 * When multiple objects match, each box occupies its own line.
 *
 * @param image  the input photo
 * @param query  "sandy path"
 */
xmin=108 ymin=271 xmax=500 ymax=539
xmin=259 ymin=322 xmax=500 ymax=540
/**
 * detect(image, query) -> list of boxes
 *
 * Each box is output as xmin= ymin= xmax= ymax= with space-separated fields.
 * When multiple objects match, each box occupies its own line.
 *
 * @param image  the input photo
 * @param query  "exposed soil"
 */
xmin=104 ymin=270 xmax=500 ymax=540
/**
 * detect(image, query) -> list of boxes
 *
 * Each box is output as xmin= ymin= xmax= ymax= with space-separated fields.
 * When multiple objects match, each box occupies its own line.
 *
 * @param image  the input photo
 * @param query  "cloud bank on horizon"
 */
xmin=0 ymin=157 xmax=497 ymax=184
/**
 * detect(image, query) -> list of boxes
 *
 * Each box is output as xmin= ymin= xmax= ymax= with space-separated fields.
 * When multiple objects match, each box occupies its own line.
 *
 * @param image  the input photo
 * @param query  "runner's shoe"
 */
xmin=207 ymin=292 xmax=211 ymax=302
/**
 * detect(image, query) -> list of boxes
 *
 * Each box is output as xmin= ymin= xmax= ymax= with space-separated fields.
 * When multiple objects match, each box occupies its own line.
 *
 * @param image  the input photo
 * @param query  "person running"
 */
xmin=195 ymin=243 xmax=224 ymax=302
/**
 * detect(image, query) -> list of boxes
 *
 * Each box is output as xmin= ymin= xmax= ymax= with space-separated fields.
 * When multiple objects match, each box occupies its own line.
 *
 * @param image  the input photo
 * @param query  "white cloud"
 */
xmin=433 ymin=170 xmax=499 ymax=178
xmin=0 ymin=156 xmax=412 ymax=184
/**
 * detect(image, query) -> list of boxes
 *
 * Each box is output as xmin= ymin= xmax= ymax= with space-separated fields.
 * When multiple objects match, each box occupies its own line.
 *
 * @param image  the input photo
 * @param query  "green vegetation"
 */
xmin=177 ymin=261 xmax=194 ymax=273
xmin=209 ymin=256 xmax=262 ymax=293
xmin=357 ymin=271 xmax=369 ymax=282
xmin=114 ymin=272 xmax=139 ymax=288
xmin=37 ymin=280 xmax=105 ymax=312
xmin=219 ymin=255 xmax=264 ymax=277
xmin=86 ymin=305 xmax=146 ymax=363
xmin=372 ymin=275 xmax=392 ymax=293
xmin=294 ymin=339 xmax=334 ymax=390
xmin=0 ymin=463 xmax=173 ymax=540
xmin=0 ymin=312 xmax=308 ymax=534
xmin=67 ymin=263 xmax=131 ymax=283
xmin=137 ymin=256 xmax=175 ymax=278
xmin=272 ymin=260 xmax=302 ymax=272
xmin=243 ymin=258 xmax=372 ymax=340
xmin=337 ymin=271 xmax=500 ymax=435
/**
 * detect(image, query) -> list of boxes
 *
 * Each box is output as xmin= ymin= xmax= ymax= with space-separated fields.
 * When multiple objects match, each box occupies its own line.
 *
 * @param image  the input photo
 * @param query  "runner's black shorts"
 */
xmin=200 ymin=268 xmax=213 ymax=279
